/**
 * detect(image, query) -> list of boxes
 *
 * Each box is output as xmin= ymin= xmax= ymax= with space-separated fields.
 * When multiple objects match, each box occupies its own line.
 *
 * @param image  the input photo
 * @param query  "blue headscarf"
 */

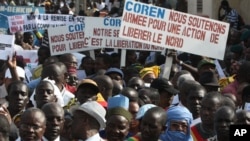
xmin=160 ymin=106 xmax=193 ymax=141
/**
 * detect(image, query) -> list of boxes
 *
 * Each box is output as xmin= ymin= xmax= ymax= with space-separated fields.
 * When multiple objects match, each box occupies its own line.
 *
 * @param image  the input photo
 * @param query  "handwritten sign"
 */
xmin=119 ymin=0 xmax=230 ymax=60
xmin=8 ymin=14 xmax=85 ymax=33
xmin=0 ymin=6 xmax=45 ymax=34
xmin=84 ymin=17 xmax=164 ymax=51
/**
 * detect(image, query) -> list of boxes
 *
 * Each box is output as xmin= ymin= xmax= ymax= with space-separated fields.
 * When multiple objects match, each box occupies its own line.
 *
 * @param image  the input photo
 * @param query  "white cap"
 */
xmin=5 ymin=66 xmax=25 ymax=79
xmin=76 ymin=101 xmax=106 ymax=130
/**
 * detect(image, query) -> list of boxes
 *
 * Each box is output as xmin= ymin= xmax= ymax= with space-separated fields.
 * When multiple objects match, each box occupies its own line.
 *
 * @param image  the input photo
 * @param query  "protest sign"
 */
xmin=0 ymin=6 xmax=45 ymax=34
xmin=119 ymin=0 xmax=230 ymax=60
xmin=0 ymin=34 xmax=15 ymax=60
xmin=48 ymin=23 xmax=100 ymax=56
xmin=8 ymin=14 xmax=85 ymax=33
xmin=84 ymin=17 xmax=164 ymax=51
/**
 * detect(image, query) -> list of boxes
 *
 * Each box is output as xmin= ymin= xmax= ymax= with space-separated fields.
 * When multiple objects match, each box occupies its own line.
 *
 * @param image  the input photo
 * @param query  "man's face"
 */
xmin=94 ymin=57 xmax=106 ymax=72
xmin=214 ymin=108 xmax=235 ymax=139
xmin=200 ymin=97 xmax=221 ymax=126
xmin=105 ymin=115 xmax=130 ymax=141
xmin=8 ymin=83 xmax=29 ymax=112
xmin=81 ymin=58 xmax=94 ymax=74
xmin=107 ymin=73 xmax=123 ymax=86
xmin=19 ymin=111 xmax=46 ymax=141
xmin=186 ymin=89 xmax=206 ymax=119
xmin=66 ymin=73 xmax=78 ymax=86
xmin=128 ymin=78 xmax=144 ymax=91
xmin=159 ymin=91 xmax=174 ymax=109
xmin=71 ymin=110 xmax=88 ymax=140
xmin=76 ymin=85 xmax=97 ymax=104
xmin=43 ymin=107 xmax=65 ymax=141
xmin=169 ymin=120 xmax=188 ymax=134
xmin=140 ymin=112 xmax=165 ymax=141
xmin=64 ymin=56 xmax=78 ymax=69
xmin=35 ymin=82 xmax=56 ymax=109
xmin=129 ymin=102 xmax=139 ymax=130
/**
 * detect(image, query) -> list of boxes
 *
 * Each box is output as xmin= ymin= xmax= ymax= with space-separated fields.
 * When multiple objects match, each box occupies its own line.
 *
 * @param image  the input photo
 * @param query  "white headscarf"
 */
xmin=30 ymin=78 xmax=64 ymax=107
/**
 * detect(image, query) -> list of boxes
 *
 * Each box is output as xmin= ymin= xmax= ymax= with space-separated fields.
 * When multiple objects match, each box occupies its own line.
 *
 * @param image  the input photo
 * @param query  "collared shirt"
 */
xmin=85 ymin=133 xmax=105 ymax=141
xmin=43 ymin=136 xmax=60 ymax=141
xmin=16 ymin=136 xmax=42 ymax=141
xmin=61 ymin=86 xmax=75 ymax=106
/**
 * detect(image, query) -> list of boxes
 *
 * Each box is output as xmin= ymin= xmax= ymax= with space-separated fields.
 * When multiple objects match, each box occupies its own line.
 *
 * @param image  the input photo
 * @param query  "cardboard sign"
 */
xmin=0 ymin=34 xmax=15 ymax=60
xmin=119 ymin=0 xmax=230 ymax=60
xmin=8 ymin=14 xmax=85 ymax=33
xmin=48 ymin=23 xmax=100 ymax=56
xmin=84 ymin=17 xmax=164 ymax=51
xmin=0 ymin=6 xmax=45 ymax=34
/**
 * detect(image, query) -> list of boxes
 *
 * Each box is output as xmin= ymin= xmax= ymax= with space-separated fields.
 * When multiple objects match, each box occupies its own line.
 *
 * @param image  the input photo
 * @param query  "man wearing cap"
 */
xmin=65 ymin=79 xmax=107 ymax=111
xmin=71 ymin=101 xmax=106 ymax=141
xmin=197 ymin=58 xmax=216 ymax=76
xmin=150 ymin=78 xmax=179 ymax=110
xmin=105 ymin=67 xmax=124 ymax=86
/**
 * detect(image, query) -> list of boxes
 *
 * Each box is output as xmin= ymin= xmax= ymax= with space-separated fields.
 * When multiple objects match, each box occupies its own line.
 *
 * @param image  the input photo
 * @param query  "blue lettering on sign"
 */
xmin=104 ymin=18 xmax=121 ymax=27
xmin=125 ymin=0 xmax=165 ymax=19
xmin=68 ymin=24 xmax=84 ymax=32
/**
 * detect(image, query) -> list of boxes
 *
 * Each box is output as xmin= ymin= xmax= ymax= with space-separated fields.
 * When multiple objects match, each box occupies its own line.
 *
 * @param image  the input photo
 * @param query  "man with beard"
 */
xmin=42 ymin=103 xmax=66 ymax=141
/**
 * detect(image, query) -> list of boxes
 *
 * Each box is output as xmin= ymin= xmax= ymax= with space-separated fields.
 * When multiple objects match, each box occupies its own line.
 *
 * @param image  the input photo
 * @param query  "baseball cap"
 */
xmin=77 ymin=79 xmax=99 ymax=94
xmin=150 ymin=78 xmax=179 ymax=95
xmin=105 ymin=67 xmax=124 ymax=79
xmin=75 ymin=101 xmax=106 ymax=130
xmin=197 ymin=59 xmax=215 ymax=70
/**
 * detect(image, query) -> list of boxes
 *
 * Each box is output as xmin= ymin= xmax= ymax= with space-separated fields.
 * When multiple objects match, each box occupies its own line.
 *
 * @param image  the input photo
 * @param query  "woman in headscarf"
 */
xmin=160 ymin=106 xmax=193 ymax=141
xmin=139 ymin=66 xmax=160 ymax=84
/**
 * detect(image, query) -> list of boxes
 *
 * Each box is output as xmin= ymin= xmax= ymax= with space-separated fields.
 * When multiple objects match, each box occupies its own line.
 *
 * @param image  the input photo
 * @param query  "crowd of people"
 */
xmin=0 ymin=0 xmax=250 ymax=141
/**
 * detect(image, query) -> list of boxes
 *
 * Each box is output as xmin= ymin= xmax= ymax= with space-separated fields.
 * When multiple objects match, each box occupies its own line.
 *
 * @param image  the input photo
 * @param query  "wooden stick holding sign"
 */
xmin=161 ymin=49 xmax=173 ymax=79
xmin=89 ymin=50 xmax=95 ymax=60
xmin=120 ymin=49 xmax=126 ymax=68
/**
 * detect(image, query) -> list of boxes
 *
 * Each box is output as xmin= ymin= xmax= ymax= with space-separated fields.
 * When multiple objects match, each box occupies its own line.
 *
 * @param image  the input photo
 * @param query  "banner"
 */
xmin=8 ymin=14 xmax=85 ymax=33
xmin=84 ymin=17 xmax=164 ymax=51
xmin=48 ymin=23 xmax=101 ymax=56
xmin=119 ymin=0 xmax=230 ymax=60
xmin=0 ymin=34 xmax=15 ymax=60
xmin=0 ymin=6 xmax=45 ymax=34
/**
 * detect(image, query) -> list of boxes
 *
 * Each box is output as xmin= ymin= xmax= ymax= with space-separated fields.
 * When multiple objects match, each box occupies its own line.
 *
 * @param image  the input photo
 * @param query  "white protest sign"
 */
xmin=0 ymin=34 xmax=15 ymax=60
xmin=17 ymin=50 xmax=38 ymax=63
xmin=48 ymin=24 xmax=99 ymax=56
xmin=119 ymin=0 xmax=230 ymax=60
xmin=8 ymin=14 xmax=85 ymax=33
xmin=84 ymin=17 xmax=164 ymax=52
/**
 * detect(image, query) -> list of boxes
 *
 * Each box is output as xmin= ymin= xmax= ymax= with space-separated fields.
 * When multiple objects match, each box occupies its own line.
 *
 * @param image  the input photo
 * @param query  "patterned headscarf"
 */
xmin=139 ymin=66 xmax=160 ymax=79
